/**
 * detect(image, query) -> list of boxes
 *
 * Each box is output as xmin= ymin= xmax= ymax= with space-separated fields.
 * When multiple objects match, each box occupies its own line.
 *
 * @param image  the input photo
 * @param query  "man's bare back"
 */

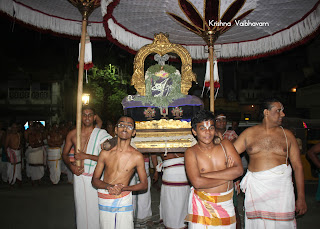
xmin=47 ymin=126 xmax=64 ymax=147
xmin=6 ymin=133 xmax=21 ymax=150
xmin=27 ymin=129 xmax=43 ymax=148
xmin=238 ymin=124 xmax=290 ymax=172
xmin=6 ymin=123 xmax=21 ymax=150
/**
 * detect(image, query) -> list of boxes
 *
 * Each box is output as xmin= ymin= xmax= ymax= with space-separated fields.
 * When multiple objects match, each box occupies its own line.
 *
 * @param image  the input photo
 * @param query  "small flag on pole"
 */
xmin=201 ymin=56 xmax=220 ymax=98
xmin=77 ymin=33 xmax=94 ymax=71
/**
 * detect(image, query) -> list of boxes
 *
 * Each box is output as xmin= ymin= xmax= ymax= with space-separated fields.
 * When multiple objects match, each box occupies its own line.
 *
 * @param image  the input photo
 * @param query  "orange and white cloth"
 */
xmin=185 ymin=188 xmax=236 ymax=228
xmin=240 ymin=164 xmax=296 ymax=228
xmin=98 ymin=189 xmax=134 ymax=229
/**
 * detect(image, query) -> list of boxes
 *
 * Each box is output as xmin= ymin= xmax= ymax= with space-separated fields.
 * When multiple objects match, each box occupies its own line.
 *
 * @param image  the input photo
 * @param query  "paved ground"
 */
xmin=0 ymin=172 xmax=319 ymax=229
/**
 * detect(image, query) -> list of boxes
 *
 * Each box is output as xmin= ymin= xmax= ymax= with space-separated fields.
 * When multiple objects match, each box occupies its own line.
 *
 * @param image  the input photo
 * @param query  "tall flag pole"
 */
xmin=68 ymin=0 xmax=100 ymax=166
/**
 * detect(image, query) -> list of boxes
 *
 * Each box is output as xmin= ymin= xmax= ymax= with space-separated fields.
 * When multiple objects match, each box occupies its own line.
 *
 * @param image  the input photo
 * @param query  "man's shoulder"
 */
xmin=185 ymin=144 xmax=197 ymax=156
xmin=241 ymin=124 xmax=262 ymax=134
xmin=67 ymin=129 xmax=77 ymax=138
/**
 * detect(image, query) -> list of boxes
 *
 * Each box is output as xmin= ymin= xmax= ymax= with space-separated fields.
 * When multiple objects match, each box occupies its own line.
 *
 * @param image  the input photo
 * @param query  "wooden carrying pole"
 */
xmin=69 ymin=0 xmax=100 ymax=167
xmin=209 ymin=46 xmax=215 ymax=112
xmin=76 ymin=18 xmax=87 ymax=166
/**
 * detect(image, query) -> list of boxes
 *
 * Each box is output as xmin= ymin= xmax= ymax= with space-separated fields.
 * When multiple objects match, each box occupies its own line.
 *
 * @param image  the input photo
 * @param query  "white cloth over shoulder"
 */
xmin=240 ymin=164 xmax=296 ymax=229
xmin=83 ymin=128 xmax=111 ymax=176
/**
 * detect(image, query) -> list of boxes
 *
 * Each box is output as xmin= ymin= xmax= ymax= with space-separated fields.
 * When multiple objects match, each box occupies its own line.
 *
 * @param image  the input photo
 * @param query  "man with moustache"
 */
xmin=62 ymin=106 xmax=112 ymax=229
xmin=234 ymin=98 xmax=307 ymax=228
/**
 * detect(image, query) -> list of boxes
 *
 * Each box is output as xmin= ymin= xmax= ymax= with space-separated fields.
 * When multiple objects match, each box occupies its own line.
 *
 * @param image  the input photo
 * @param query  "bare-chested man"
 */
xmin=5 ymin=122 xmax=23 ymax=186
xmin=47 ymin=123 xmax=64 ymax=184
xmin=234 ymin=98 xmax=307 ymax=228
xmin=25 ymin=121 xmax=45 ymax=184
xmin=62 ymin=106 xmax=111 ymax=229
xmin=184 ymin=110 xmax=243 ymax=229
xmin=92 ymin=116 xmax=148 ymax=229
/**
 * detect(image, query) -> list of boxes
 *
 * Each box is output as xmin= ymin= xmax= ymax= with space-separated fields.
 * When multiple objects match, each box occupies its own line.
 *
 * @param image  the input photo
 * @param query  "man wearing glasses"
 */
xmin=92 ymin=115 xmax=148 ymax=229
xmin=62 ymin=106 xmax=112 ymax=229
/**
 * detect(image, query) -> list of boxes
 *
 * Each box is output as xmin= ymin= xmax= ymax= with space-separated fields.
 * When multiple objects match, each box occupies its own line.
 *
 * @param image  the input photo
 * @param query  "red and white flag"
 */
xmin=201 ymin=58 xmax=220 ymax=98
xmin=77 ymin=33 xmax=94 ymax=71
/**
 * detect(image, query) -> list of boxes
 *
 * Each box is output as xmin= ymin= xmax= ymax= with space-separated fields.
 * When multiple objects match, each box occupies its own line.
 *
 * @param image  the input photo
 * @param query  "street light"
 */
xmin=82 ymin=93 xmax=90 ymax=105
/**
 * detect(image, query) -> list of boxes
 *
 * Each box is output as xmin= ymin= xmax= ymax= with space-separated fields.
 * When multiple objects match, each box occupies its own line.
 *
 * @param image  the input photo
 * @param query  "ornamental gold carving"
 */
xmin=132 ymin=33 xmax=197 ymax=96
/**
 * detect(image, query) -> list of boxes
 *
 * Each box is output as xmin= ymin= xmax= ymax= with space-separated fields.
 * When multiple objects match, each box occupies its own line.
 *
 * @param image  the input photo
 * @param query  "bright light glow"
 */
xmin=245 ymin=117 xmax=249 ymax=121
xmin=291 ymin=87 xmax=297 ymax=92
xmin=251 ymin=105 xmax=254 ymax=108
xmin=82 ymin=93 xmax=90 ymax=105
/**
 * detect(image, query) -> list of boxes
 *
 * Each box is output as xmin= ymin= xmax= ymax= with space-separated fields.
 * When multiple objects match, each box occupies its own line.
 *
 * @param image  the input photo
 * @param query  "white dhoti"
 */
xmin=74 ymin=174 xmax=100 ymax=229
xmin=47 ymin=147 xmax=62 ymax=184
xmin=185 ymin=188 xmax=236 ymax=229
xmin=98 ymin=189 xmax=134 ymax=229
xmin=240 ymin=164 xmax=296 ymax=229
xmin=131 ymin=159 xmax=152 ymax=221
xmin=28 ymin=146 xmax=45 ymax=181
xmin=73 ymin=128 xmax=112 ymax=229
xmin=160 ymin=157 xmax=190 ymax=228
xmin=7 ymin=148 xmax=22 ymax=185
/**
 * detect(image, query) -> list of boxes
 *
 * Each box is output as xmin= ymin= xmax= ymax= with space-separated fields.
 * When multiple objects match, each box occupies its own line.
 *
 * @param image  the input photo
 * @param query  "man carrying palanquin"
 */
xmin=234 ymin=98 xmax=307 ymax=228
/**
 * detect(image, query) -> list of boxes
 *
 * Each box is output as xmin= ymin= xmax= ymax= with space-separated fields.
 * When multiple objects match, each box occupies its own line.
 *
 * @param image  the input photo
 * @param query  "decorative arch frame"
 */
xmin=131 ymin=33 xmax=197 ymax=96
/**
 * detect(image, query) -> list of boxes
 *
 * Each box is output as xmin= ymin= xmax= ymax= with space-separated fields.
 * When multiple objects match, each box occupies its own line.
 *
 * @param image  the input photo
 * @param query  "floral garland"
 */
xmin=135 ymin=64 xmax=185 ymax=107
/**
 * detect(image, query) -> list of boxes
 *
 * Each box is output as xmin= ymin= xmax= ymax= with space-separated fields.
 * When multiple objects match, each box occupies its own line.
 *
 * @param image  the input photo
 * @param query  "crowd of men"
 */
xmin=0 ymin=120 xmax=77 ymax=187
xmin=0 ymin=98 xmax=312 ymax=229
